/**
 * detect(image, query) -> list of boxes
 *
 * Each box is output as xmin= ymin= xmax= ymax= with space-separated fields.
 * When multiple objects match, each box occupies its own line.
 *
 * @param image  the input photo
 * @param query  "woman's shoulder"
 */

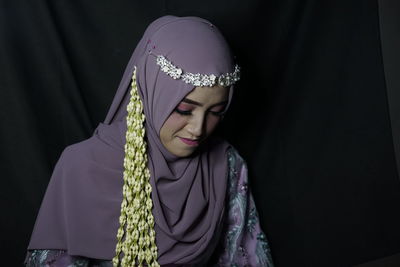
xmin=227 ymin=145 xmax=247 ymax=171
xmin=45 ymin=138 xmax=99 ymax=186
xmin=61 ymin=138 xmax=95 ymax=158
xmin=227 ymin=145 xmax=243 ymax=159
xmin=56 ymin=136 xmax=110 ymax=170
xmin=225 ymin=145 xmax=250 ymax=196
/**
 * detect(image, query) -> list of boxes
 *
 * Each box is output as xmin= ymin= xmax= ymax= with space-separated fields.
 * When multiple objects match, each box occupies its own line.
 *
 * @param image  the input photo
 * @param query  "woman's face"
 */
xmin=159 ymin=85 xmax=229 ymax=157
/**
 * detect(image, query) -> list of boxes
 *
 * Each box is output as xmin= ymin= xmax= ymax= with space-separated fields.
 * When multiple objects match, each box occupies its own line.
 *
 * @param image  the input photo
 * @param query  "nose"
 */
xmin=187 ymin=112 xmax=205 ymax=138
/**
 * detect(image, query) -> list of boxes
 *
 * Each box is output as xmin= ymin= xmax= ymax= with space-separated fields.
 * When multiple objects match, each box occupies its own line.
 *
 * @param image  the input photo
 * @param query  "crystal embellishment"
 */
xmin=156 ymin=55 xmax=240 ymax=87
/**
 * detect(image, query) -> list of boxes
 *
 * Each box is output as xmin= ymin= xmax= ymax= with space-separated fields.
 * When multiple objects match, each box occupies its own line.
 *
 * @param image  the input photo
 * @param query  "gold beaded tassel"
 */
xmin=113 ymin=67 xmax=160 ymax=267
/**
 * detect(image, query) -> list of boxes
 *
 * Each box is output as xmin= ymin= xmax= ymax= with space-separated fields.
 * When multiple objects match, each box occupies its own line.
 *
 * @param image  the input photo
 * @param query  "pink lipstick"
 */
xmin=179 ymin=137 xmax=200 ymax=146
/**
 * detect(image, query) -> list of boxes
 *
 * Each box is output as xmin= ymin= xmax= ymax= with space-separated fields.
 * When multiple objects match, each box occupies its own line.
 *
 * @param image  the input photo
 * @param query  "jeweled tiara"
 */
xmin=155 ymin=55 xmax=240 ymax=87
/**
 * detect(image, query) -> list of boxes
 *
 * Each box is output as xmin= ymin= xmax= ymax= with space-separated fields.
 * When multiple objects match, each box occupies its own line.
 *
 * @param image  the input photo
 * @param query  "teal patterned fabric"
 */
xmin=214 ymin=147 xmax=274 ymax=266
xmin=26 ymin=148 xmax=273 ymax=267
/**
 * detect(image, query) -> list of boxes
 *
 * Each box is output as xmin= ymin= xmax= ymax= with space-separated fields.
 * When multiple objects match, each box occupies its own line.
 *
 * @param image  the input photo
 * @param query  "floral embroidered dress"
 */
xmin=25 ymin=148 xmax=274 ymax=267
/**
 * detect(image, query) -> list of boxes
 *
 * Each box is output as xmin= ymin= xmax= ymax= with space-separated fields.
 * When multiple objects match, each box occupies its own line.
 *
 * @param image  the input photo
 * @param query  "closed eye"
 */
xmin=209 ymin=110 xmax=225 ymax=117
xmin=209 ymin=105 xmax=226 ymax=117
xmin=174 ymin=108 xmax=192 ymax=116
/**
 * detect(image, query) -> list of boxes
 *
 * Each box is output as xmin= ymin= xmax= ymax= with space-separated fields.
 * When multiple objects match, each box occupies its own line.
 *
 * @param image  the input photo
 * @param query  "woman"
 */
xmin=26 ymin=16 xmax=274 ymax=266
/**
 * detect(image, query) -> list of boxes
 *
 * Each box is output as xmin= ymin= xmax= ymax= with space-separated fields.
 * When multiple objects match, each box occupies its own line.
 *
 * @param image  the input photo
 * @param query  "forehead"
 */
xmin=183 ymin=85 xmax=229 ymax=105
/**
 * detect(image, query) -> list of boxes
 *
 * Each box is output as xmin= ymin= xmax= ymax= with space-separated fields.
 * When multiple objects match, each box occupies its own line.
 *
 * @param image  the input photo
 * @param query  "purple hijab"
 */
xmin=28 ymin=16 xmax=236 ymax=265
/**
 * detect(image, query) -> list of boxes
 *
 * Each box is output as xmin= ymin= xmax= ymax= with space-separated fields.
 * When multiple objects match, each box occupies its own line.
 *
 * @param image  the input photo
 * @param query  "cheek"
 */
xmin=161 ymin=113 xmax=188 ymax=136
xmin=205 ymin=116 xmax=221 ymax=135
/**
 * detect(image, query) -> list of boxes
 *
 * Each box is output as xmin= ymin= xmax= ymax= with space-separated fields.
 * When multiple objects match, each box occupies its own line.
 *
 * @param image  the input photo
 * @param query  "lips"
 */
xmin=179 ymin=137 xmax=200 ymax=146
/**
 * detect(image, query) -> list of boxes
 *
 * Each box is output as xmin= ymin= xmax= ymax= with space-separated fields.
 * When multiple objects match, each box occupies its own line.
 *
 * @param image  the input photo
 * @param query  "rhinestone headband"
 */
xmin=155 ymin=55 xmax=240 ymax=87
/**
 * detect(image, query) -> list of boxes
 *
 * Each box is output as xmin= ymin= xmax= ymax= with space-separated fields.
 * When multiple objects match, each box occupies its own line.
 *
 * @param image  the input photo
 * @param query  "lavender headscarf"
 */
xmin=28 ymin=16 xmax=237 ymax=265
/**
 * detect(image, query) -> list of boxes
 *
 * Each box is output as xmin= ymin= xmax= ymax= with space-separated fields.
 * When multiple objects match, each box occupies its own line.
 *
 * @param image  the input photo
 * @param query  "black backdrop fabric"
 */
xmin=1 ymin=0 xmax=400 ymax=266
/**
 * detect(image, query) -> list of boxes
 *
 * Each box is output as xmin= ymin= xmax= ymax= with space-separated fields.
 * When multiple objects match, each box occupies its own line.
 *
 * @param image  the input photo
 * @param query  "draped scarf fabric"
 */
xmin=28 ymin=16 xmax=236 ymax=265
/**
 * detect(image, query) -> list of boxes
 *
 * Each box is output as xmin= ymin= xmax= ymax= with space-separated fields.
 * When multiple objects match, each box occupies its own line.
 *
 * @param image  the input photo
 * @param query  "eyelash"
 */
xmin=174 ymin=108 xmax=225 ymax=117
xmin=174 ymin=108 xmax=192 ymax=116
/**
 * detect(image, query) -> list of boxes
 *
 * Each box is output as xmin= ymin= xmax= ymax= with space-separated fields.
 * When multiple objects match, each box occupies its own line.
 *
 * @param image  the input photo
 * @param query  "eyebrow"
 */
xmin=182 ymin=98 xmax=228 ymax=107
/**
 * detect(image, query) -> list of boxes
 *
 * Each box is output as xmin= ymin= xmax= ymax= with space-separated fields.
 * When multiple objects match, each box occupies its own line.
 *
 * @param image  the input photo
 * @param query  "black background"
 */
xmin=1 ymin=0 xmax=400 ymax=266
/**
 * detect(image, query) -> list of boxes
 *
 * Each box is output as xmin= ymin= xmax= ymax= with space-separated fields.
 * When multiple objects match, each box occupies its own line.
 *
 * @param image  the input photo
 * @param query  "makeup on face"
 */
xmin=159 ymin=85 xmax=229 ymax=157
xmin=174 ymin=99 xmax=227 ymax=117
